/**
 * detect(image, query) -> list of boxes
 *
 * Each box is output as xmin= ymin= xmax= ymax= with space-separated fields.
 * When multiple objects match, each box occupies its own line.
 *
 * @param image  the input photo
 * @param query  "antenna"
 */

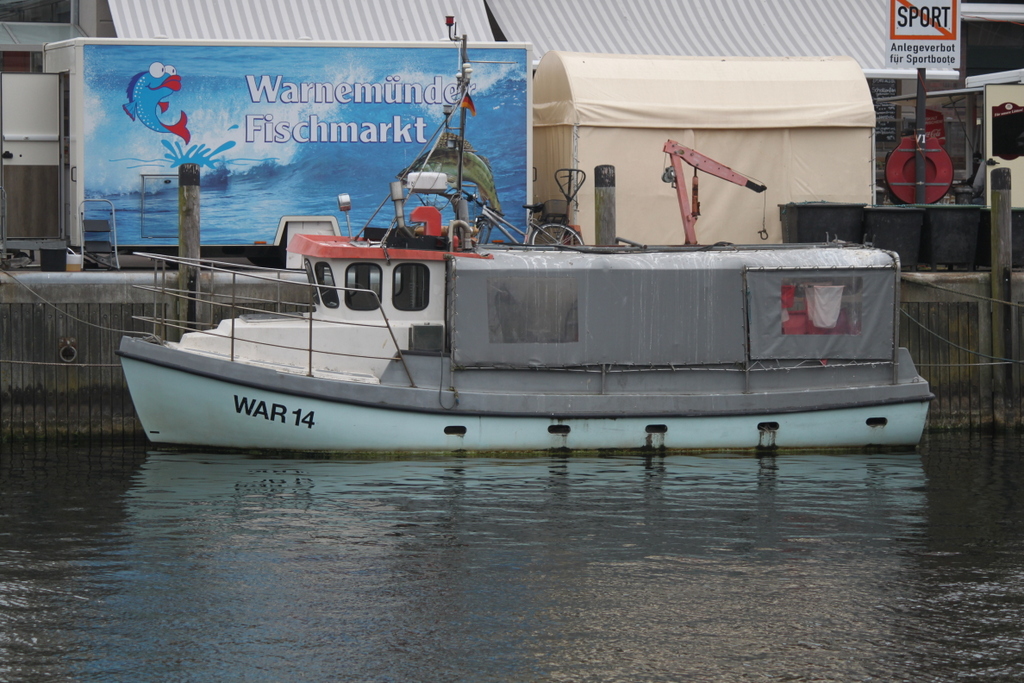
xmin=453 ymin=32 xmax=470 ymax=200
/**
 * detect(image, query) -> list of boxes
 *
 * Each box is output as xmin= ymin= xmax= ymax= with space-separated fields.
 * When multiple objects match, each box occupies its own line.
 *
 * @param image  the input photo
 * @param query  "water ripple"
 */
xmin=2 ymin=439 xmax=1024 ymax=681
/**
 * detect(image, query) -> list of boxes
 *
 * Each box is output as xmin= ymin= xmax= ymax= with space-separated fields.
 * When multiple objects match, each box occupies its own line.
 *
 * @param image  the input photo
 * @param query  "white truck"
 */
xmin=0 ymin=38 xmax=530 ymax=267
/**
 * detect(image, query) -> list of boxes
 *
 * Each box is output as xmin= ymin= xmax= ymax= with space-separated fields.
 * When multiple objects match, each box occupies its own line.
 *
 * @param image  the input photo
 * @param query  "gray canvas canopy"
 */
xmin=449 ymin=246 xmax=897 ymax=369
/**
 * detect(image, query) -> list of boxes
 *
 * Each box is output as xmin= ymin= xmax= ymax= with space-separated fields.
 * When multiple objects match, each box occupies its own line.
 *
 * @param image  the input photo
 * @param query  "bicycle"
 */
xmin=460 ymin=168 xmax=587 ymax=247
xmin=522 ymin=168 xmax=586 ymax=246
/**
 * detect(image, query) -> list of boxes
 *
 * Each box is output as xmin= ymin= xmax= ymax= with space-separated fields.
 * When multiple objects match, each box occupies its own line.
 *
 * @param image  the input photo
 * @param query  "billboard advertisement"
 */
xmin=78 ymin=42 xmax=530 ymax=246
xmin=984 ymin=84 xmax=1024 ymax=208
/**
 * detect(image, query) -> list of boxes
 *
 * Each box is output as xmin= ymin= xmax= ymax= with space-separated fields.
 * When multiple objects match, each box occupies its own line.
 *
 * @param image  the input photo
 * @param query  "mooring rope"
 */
xmin=0 ymin=270 xmax=150 ymax=338
xmin=3 ymin=269 xmax=1019 ymax=371
xmin=900 ymin=308 xmax=1022 ymax=365
xmin=903 ymin=275 xmax=1024 ymax=309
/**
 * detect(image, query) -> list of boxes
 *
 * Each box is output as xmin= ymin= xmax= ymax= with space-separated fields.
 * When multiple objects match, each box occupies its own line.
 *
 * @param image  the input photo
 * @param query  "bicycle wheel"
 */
xmin=529 ymin=223 xmax=583 ymax=246
xmin=475 ymin=216 xmax=493 ymax=243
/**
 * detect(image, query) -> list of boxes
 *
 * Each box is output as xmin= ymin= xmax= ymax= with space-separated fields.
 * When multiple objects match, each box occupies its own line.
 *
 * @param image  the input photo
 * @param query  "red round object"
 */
xmin=884 ymin=136 xmax=954 ymax=204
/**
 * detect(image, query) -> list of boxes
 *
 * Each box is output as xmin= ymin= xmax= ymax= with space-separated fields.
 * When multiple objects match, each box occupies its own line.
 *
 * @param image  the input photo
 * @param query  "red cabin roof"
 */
xmin=288 ymin=233 xmax=491 ymax=261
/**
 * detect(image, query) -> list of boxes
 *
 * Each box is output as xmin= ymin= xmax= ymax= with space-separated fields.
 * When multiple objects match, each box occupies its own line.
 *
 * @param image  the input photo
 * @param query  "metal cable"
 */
xmin=0 ymin=359 xmax=120 ymax=367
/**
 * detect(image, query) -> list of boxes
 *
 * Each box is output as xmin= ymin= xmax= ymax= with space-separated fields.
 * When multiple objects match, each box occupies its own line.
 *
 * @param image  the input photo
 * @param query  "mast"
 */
xmin=456 ymin=39 xmax=468 ymax=198
xmin=446 ymin=16 xmax=472 ymax=225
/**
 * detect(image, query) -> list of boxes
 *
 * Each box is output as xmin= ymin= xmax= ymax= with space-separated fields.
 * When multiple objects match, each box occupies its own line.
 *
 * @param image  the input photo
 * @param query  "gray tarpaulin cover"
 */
xmin=449 ymin=246 xmax=897 ymax=369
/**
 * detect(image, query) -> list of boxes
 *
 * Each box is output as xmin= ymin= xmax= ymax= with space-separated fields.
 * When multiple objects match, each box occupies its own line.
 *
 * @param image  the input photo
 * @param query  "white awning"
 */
xmin=107 ymin=0 xmax=493 ymax=42
xmin=962 ymin=3 xmax=1024 ymax=22
xmin=966 ymin=68 xmax=1024 ymax=87
xmin=0 ymin=22 xmax=84 ymax=47
xmin=876 ymin=86 xmax=983 ymax=107
xmin=487 ymin=0 xmax=960 ymax=79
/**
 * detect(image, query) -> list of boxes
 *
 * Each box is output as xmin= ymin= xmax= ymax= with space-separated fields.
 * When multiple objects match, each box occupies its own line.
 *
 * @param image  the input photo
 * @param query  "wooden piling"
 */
xmin=914 ymin=68 xmax=927 ymax=205
xmin=594 ymin=165 xmax=616 ymax=245
xmin=990 ymin=168 xmax=1014 ymax=427
xmin=177 ymin=164 xmax=200 ymax=336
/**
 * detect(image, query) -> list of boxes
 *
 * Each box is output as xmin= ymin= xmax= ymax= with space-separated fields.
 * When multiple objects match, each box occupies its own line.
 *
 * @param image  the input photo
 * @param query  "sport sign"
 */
xmin=887 ymin=0 xmax=960 ymax=69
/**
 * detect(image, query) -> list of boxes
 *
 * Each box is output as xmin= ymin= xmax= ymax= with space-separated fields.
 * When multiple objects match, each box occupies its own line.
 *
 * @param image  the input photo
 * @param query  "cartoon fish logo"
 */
xmin=123 ymin=62 xmax=191 ymax=144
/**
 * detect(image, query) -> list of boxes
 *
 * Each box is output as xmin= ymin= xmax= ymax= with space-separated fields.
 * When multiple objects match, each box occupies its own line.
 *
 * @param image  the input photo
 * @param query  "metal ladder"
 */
xmin=80 ymin=199 xmax=119 ymax=269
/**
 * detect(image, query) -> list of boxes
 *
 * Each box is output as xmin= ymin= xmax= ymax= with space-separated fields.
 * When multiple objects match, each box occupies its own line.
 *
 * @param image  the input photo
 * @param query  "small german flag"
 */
xmin=461 ymin=94 xmax=476 ymax=116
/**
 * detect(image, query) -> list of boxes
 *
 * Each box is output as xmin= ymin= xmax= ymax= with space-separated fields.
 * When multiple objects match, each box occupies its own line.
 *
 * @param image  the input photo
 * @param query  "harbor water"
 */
xmin=3 ymin=434 xmax=1024 ymax=682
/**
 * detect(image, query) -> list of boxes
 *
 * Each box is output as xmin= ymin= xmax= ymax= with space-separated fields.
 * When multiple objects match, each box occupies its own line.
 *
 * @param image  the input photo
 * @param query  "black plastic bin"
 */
xmin=975 ymin=208 xmax=1024 ymax=268
xmin=917 ymin=205 xmax=981 ymax=270
xmin=779 ymin=202 xmax=865 ymax=243
xmin=39 ymin=248 xmax=67 ymax=272
xmin=862 ymin=206 xmax=924 ymax=269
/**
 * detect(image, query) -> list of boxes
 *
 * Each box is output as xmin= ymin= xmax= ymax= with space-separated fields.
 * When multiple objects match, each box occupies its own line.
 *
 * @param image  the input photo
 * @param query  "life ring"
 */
xmin=884 ymin=136 xmax=954 ymax=204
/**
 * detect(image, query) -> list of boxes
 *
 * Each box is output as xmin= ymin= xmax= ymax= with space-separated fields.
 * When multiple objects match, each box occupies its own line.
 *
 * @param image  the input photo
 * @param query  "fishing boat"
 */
xmin=119 ymin=236 xmax=931 ymax=452
xmin=117 ymin=31 xmax=931 ymax=454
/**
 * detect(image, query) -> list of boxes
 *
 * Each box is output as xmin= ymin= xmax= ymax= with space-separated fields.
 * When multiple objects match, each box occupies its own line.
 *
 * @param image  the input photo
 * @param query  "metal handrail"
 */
xmin=131 ymin=252 xmax=418 ymax=386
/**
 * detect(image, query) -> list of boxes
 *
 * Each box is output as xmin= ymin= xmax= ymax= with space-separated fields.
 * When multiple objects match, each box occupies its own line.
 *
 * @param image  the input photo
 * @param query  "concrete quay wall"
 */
xmin=1 ymin=269 xmax=307 ymax=444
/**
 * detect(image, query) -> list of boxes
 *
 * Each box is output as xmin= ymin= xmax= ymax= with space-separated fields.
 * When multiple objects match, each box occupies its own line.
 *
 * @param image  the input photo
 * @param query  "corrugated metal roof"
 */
xmin=489 ymin=0 xmax=886 ymax=66
xmin=486 ymin=0 xmax=958 ymax=77
xmin=107 ymin=0 xmax=493 ymax=42
xmin=107 ymin=0 xmax=993 ymax=77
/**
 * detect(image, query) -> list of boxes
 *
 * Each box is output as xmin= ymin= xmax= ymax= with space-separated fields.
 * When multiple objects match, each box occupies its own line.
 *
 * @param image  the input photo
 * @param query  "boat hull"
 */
xmin=121 ymin=352 xmax=930 ymax=453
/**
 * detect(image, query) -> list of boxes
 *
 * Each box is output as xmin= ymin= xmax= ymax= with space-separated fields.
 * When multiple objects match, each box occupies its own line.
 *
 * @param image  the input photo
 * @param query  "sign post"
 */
xmin=888 ymin=0 xmax=960 ymax=203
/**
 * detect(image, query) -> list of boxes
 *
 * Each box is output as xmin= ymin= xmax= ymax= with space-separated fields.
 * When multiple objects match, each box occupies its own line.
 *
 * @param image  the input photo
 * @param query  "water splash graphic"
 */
xmin=161 ymin=140 xmax=237 ymax=168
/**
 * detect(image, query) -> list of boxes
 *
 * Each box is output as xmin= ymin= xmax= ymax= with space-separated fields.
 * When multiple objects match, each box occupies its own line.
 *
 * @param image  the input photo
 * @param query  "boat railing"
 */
xmin=129 ymin=252 xmax=417 ymax=385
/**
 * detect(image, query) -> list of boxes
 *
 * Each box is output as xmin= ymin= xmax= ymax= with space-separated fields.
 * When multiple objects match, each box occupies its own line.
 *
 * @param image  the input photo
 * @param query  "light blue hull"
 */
xmin=122 ymin=356 xmax=929 ymax=453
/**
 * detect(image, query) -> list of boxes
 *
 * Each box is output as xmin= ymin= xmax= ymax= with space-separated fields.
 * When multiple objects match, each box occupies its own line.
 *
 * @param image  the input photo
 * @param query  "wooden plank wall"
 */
xmin=900 ymin=300 xmax=987 ymax=429
xmin=0 ymin=300 xmax=157 ymax=445
xmin=1 ymin=269 xmax=309 ymax=444
xmin=900 ymin=272 xmax=1023 ymax=431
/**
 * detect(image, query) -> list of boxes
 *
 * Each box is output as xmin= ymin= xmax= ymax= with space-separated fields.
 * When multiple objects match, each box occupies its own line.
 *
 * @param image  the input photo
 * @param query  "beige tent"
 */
xmin=533 ymin=52 xmax=876 ymax=245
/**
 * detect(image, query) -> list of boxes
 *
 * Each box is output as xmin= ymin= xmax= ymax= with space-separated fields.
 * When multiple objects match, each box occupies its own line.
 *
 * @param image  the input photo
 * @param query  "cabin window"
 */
xmin=303 ymin=259 xmax=320 ymax=306
xmin=345 ymin=263 xmax=382 ymax=311
xmin=313 ymin=261 xmax=339 ymax=308
xmin=745 ymin=268 xmax=895 ymax=361
xmin=780 ymin=277 xmax=862 ymax=336
xmin=487 ymin=276 xmax=579 ymax=344
xmin=393 ymin=263 xmax=430 ymax=311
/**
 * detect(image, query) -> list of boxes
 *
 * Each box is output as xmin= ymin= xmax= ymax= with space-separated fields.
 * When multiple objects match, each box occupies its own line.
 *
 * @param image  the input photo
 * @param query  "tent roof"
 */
xmin=533 ymin=51 xmax=876 ymax=130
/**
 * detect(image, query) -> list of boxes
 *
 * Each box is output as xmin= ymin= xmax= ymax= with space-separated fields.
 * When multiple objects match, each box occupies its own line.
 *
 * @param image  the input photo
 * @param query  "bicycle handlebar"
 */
xmin=451 ymin=187 xmax=536 ymax=216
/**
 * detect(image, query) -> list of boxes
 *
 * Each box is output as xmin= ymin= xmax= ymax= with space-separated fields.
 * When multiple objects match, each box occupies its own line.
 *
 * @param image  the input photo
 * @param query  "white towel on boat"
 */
xmin=807 ymin=285 xmax=844 ymax=329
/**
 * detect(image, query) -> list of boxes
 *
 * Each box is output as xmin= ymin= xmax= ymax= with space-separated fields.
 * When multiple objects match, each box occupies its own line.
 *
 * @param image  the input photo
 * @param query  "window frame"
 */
xmin=303 ymin=259 xmax=320 ymax=307
xmin=392 ymin=262 xmax=430 ymax=312
xmin=313 ymin=261 xmax=339 ymax=308
xmin=344 ymin=262 xmax=382 ymax=311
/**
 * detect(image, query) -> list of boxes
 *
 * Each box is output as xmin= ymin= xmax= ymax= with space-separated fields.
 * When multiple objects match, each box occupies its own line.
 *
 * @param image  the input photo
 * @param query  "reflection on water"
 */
xmin=2 ymin=435 xmax=1024 ymax=681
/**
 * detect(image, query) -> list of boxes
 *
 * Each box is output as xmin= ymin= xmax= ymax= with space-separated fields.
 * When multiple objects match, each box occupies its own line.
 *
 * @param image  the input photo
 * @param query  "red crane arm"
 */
xmin=663 ymin=139 xmax=767 ymax=245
